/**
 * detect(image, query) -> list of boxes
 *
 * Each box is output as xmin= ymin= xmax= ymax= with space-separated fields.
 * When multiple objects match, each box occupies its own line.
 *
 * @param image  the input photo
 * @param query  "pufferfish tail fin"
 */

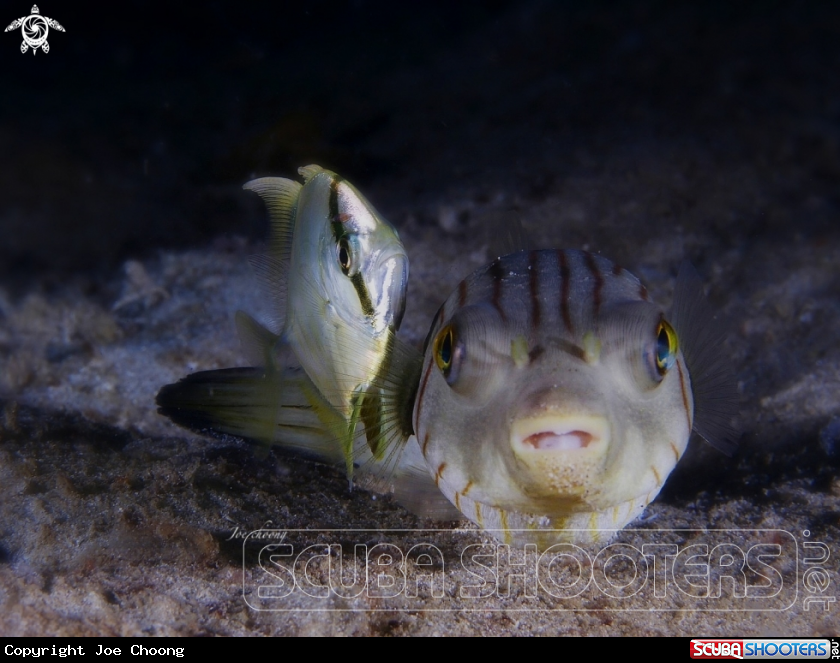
xmin=670 ymin=261 xmax=740 ymax=456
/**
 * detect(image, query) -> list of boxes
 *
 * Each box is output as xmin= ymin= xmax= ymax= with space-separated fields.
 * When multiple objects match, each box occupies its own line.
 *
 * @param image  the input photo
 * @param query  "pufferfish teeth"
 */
xmin=511 ymin=415 xmax=610 ymax=453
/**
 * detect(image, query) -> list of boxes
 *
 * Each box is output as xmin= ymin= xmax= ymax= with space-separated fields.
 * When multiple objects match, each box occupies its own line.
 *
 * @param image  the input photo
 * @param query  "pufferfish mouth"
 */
xmin=511 ymin=415 xmax=610 ymax=453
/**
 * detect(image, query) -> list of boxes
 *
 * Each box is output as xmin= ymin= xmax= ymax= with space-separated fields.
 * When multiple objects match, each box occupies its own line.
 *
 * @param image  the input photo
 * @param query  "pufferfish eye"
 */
xmin=430 ymin=304 xmax=510 ymax=401
xmin=434 ymin=324 xmax=455 ymax=376
xmin=433 ymin=323 xmax=468 ymax=388
xmin=654 ymin=318 xmax=678 ymax=376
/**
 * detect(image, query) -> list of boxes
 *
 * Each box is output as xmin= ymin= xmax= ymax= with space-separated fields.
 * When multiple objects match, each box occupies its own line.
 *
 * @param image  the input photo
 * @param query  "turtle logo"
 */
xmin=5 ymin=5 xmax=64 ymax=55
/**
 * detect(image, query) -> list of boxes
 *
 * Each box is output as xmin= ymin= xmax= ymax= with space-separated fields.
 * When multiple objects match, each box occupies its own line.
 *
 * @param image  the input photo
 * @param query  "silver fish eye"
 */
xmin=337 ymin=237 xmax=352 ymax=275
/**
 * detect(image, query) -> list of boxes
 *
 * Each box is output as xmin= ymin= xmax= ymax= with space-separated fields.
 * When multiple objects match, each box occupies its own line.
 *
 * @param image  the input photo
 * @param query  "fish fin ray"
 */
xmin=243 ymin=177 xmax=301 ymax=265
xmin=247 ymin=254 xmax=287 ymax=330
xmin=298 ymin=164 xmax=326 ymax=183
xmin=234 ymin=310 xmax=282 ymax=368
xmin=391 ymin=443 xmax=463 ymax=520
xmin=155 ymin=366 xmax=344 ymax=463
xmin=360 ymin=387 xmax=386 ymax=458
xmin=670 ymin=261 xmax=740 ymax=455
xmin=347 ymin=332 xmax=424 ymax=491
xmin=485 ymin=208 xmax=531 ymax=260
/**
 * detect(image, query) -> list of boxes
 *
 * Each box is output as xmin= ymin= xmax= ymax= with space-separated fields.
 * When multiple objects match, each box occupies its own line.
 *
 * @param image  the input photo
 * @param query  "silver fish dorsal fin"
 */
xmin=243 ymin=177 xmax=302 ymax=263
xmin=298 ymin=164 xmax=326 ymax=183
xmin=243 ymin=177 xmax=303 ymax=330
xmin=670 ymin=261 xmax=740 ymax=455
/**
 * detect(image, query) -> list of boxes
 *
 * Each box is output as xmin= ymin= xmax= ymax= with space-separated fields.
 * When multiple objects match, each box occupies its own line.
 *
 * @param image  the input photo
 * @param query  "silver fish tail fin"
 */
xmin=670 ymin=261 xmax=740 ymax=455
xmin=155 ymin=365 xmax=345 ymax=465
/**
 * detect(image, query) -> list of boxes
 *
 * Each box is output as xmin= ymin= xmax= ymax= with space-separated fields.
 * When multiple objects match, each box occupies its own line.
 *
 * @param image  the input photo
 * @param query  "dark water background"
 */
xmin=3 ymin=1 xmax=837 ymax=280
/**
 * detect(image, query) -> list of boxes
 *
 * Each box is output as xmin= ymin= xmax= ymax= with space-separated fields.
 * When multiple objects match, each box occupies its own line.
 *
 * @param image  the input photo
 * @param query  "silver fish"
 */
xmin=395 ymin=249 xmax=738 ymax=545
xmin=241 ymin=165 xmax=409 ymax=474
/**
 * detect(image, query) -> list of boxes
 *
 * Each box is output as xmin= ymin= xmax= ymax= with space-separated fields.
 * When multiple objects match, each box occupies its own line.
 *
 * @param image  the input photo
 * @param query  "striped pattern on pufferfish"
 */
xmin=405 ymin=248 xmax=735 ymax=546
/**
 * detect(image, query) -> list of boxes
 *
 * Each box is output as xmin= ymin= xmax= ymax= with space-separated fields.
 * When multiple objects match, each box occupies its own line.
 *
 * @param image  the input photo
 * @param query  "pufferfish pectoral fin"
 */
xmin=670 ymin=261 xmax=740 ymax=455
xmin=391 ymin=442 xmax=464 ymax=521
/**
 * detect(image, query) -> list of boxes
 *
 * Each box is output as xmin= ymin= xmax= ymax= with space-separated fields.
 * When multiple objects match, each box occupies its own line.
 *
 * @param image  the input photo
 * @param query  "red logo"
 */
xmin=690 ymin=641 xmax=744 ymax=660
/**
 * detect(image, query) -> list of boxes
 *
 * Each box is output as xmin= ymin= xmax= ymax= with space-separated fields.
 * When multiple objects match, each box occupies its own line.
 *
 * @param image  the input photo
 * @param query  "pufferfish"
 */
xmin=238 ymin=165 xmax=409 ymax=477
xmin=394 ymin=249 xmax=739 ymax=544
xmin=157 ymin=247 xmax=738 ymax=546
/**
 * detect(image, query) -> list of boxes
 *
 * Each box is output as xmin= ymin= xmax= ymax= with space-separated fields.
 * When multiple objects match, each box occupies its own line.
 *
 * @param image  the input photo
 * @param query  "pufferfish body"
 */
xmin=398 ymin=249 xmax=737 ymax=544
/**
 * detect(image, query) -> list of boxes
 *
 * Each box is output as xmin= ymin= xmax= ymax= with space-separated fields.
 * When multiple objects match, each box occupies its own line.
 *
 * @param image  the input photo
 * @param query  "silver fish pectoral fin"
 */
xmin=343 ymin=332 xmax=426 ymax=494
